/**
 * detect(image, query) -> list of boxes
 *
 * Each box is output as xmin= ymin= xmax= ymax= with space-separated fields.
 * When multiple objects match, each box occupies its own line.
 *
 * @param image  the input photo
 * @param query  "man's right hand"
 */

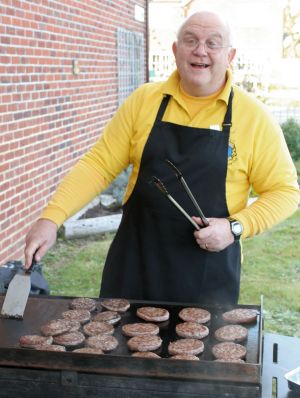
xmin=24 ymin=219 xmax=58 ymax=269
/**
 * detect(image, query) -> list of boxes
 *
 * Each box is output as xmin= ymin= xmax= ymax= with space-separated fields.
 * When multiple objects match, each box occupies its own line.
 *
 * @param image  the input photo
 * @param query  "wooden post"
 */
xmin=61 ymin=214 xmax=121 ymax=239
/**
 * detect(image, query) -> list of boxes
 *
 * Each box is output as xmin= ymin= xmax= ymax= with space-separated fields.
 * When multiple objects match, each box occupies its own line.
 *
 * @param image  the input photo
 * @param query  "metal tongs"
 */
xmin=152 ymin=159 xmax=209 ymax=230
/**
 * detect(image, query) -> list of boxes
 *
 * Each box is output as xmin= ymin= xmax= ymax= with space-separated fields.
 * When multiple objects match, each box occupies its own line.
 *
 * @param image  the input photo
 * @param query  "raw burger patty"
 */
xmin=85 ymin=335 xmax=119 ymax=352
xmin=19 ymin=335 xmax=53 ymax=348
xmin=127 ymin=335 xmax=162 ymax=352
xmin=132 ymin=351 xmax=161 ymax=359
xmin=176 ymin=322 xmax=209 ymax=339
xmin=41 ymin=319 xmax=80 ymax=336
xmin=73 ymin=347 xmax=104 ymax=355
xmin=69 ymin=297 xmax=96 ymax=312
xmin=178 ymin=307 xmax=211 ymax=324
xmin=35 ymin=344 xmax=66 ymax=352
xmin=222 ymin=308 xmax=257 ymax=324
xmin=62 ymin=309 xmax=91 ymax=324
xmin=136 ymin=306 xmax=169 ymax=322
xmin=53 ymin=331 xmax=85 ymax=347
xmin=93 ymin=310 xmax=121 ymax=325
xmin=170 ymin=354 xmax=200 ymax=361
xmin=122 ymin=322 xmax=159 ymax=337
xmin=215 ymin=324 xmax=248 ymax=342
xmin=168 ymin=338 xmax=204 ymax=356
xmin=101 ymin=298 xmax=130 ymax=313
xmin=83 ymin=321 xmax=114 ymax=336
xmin=215 ymin=358 xmax=245 ymax=363
xmin=212 ymin=342 xmax=247 ymax=360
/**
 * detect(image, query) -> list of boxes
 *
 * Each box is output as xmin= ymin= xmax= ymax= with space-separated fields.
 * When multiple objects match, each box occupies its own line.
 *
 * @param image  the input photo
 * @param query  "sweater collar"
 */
xmin=162 ymin=69 xmax=233 ymax=105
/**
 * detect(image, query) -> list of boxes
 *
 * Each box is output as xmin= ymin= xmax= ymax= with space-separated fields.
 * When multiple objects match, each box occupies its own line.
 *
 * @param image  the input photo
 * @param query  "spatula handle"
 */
xmin=24 ymin=250 xmax=38 ymax=274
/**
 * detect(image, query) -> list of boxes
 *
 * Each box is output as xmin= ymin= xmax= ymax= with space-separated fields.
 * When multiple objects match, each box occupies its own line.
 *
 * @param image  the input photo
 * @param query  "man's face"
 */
xmin=172 ymin=12 xmax=236 ymax=96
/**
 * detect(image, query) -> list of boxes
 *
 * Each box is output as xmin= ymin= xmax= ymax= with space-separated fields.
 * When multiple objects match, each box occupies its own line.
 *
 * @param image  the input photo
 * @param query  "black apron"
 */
xmin=100 ymin=90 xmax=241 ymax=304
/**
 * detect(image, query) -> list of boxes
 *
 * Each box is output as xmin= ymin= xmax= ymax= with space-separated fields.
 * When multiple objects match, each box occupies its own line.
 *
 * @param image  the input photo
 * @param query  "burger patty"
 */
xmin=214 ymin=324 xmax=248 ymax=342
xmin=168 ymin=338 xmax=204 ymax=356
xmin=131 ymin=351 xmax=161 ymax=359
xmin=127 ymin=335 xmax=162 ymax=352
xmin=69 ymin=297 xmax=97 ymax=312
xmin=35 ymin=344 xmax=66 ymax=352
xmin=101 ymin=298 xmax=130 ymax=313
xmin=176 ymin=322 xmax=209 ymax=339
xmin=215 ymin=358 xmax=245 ymax=363
xmin=66 ymin=319 xmax=82 ymax=332
xmin=62 ymin=309 xmax=91 ymax=324
xmin=178 ymin=307 xmax=211 ymax=324
xmin=53 ymin=331 xmax=85 ymax=347
xmin=212 ymin=342 xmax=247 ymax=360
xmin=122 ymin=322 xmax=159 ymax=337
xmin=72 ymin=347 xmax=104 ymax=355
xmin=222 ymin=308 xmax=257 ymax=324
xmin=170 ymin=354 xmax=200 ymax=361
xmin=40 ymin=319 xmax=80 ymax=336
xmin=93 ymin=310 xmax=121 ymax=325
xmin=83 ymin=321 xmax=114 ymax=336
xmin=136 ymin=306 xmax=169 ymax=322
xmin=85 ymin=335 xmax=119 ymax=352
xmin=19 ymin=334 xmax=53 ymax=348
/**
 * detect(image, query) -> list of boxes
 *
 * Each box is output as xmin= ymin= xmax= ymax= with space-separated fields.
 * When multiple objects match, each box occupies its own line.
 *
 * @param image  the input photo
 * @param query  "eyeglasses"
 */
xmin=180 ymin=36 xmax=231 ymax=53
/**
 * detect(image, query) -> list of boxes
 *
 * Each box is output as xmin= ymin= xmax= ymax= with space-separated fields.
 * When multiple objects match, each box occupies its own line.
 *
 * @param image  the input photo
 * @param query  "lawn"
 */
xmin=43 ymin=210 xmax=300 ymax=337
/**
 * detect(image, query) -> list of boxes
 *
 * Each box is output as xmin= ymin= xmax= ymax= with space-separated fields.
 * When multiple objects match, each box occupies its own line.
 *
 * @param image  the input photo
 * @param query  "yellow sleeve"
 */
xmin=40 ymin=91 xmax=137 ymax=227
xmin=232 ymin=113 xmax=299 ymax=238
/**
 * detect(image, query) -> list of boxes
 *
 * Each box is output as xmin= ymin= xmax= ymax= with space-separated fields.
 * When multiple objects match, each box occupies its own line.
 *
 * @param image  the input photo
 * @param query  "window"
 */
xmin=117 ymin=28 xmax=145 ymax=105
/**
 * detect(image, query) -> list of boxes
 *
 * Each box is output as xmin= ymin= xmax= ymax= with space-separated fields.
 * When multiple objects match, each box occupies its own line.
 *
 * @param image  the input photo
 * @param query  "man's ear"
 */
xmin=228 ymin=48 xmax=236 ymax=66
xmin=172 ymin=41 xmax=177 ymax=57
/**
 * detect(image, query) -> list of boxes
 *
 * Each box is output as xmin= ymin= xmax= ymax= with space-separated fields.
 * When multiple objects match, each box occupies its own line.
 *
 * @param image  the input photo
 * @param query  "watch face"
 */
xmin=232 ymin=221 xmax=243 ymax=235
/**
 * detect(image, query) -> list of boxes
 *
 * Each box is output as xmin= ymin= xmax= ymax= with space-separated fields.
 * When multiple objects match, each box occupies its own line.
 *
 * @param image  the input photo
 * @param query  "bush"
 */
xmin=294 ymin=159 xmax=300 ymax=185
xmin=281 ymin=118 xmax=300 ymax=161
xmin=102 ymin=166 xmax=132 ymax=209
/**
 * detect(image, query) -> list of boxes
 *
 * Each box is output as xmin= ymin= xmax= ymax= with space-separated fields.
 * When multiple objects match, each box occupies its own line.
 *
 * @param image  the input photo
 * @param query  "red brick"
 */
xmin=0 ymin=0 xmax=147 ymax=264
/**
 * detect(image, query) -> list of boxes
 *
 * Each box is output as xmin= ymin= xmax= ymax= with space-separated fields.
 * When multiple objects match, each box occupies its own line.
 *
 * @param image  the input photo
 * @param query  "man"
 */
xmin=24 ymin=11 xmax=299 ymax=304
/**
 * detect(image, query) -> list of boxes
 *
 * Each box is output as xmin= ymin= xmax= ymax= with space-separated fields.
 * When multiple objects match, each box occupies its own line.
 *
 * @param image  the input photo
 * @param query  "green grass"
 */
xmin=43 ymin=211 xmax=300 ymax=337
xmin=43 ymin=234 xmax=114 ymax=298
xmin=239 ymin=210 xmax=300 ymax=337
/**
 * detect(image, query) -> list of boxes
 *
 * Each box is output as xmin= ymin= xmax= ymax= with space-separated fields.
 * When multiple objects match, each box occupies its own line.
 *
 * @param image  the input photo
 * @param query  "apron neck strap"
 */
xmin=155 ymin=95 xmax=171 ymax=123
xmin=222 ymin=89 xmax=234 ymax=133
xmin=155 ymin=89 xmax=234 ymax=132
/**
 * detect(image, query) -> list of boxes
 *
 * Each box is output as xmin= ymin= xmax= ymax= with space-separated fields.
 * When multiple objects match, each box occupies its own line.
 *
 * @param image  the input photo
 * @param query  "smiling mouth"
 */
xmin=191 ymin=63 xmax=210 ymax=68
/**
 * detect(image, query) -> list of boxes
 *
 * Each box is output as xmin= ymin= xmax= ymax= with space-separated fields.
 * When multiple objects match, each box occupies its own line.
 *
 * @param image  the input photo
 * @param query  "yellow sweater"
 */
xmin=41 ymin=70 xmax=300 ymax=238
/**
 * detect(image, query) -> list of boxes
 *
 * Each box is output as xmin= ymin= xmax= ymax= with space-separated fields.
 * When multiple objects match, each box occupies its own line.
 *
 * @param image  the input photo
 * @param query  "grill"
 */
xmin=0 ymin=295 xmax=263 ymax=398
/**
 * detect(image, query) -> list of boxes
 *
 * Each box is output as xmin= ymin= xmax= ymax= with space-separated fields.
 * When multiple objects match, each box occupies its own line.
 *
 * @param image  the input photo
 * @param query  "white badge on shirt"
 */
xmin=210 ymin=124 xmax=221 ymax=131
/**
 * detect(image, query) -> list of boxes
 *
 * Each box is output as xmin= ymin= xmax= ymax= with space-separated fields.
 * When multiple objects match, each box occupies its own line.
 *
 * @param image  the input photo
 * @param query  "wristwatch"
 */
xmin=228 ymin=218 xmax=243 ymax=240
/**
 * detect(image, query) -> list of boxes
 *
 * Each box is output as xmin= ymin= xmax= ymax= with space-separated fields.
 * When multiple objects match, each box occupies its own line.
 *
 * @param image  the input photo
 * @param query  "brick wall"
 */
xmin=0 ymin=0 xmax=148 ymax=265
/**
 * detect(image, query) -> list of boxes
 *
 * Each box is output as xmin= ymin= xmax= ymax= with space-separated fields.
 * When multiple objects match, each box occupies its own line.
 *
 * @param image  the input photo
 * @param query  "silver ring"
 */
xmin=205 ymin=243 xmax=208 ymax=250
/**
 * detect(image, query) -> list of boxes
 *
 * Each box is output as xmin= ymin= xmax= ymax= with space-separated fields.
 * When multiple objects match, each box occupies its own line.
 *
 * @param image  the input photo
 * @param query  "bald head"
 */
xmin=177 ymin=11 xmax=233 ymax=47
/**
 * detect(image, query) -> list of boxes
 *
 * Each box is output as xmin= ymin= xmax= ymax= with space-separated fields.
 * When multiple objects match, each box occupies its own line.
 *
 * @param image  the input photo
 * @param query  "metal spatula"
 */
xmin=1 ymin=257 xmax=36 ymax=319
